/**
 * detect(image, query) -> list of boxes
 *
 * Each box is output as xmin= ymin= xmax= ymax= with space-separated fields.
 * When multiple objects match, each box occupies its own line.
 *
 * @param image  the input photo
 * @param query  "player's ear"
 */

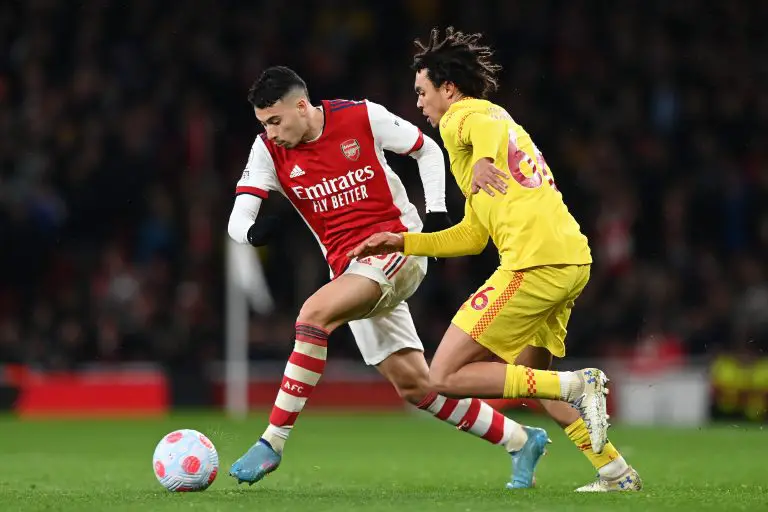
xmin=296 ymin=98 xmax=309 ymax=116
xmin=445 ymin=82 xmax=459 ymax=98
xmin=440 ymin=81 xmax=456 ymax=98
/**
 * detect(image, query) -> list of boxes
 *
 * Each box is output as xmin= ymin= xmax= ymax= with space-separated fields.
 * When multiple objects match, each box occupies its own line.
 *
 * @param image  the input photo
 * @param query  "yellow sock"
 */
xmin=503 ymin=365 xmax=561 ymax=399
xmin=565 ymin=417 xmax=619 ymax=470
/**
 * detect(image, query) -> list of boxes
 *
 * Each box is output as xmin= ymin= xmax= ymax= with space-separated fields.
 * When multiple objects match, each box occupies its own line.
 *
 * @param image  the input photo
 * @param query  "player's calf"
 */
xmin=379 ymin=349 xmax=531 ymax=453
xmin=415 ymin=391 xmax=530 ymax=452
xmin=428 ymin=330 xmax=610 ymax=453
xmin=377 ymin=349 xmax=546 ymax=488
xmin=376 ymin=348 xmax=436 ymax=406
xmin=230 ymin=320 xmax=328 ymax=485
xmin=415 ymin=392 xmax=549 ymax=489
xmin=259 ymin=276 xmax=382 ymax=453
xmin=262 ymin=321 xmax=330 ymax=453
xmin=502 ymin=365 xmax=610 ymax=454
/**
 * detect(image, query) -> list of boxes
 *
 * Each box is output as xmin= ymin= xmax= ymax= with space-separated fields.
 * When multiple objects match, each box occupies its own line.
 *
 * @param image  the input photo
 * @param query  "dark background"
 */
xmin=1 ymin=0 xmax=766 ymax=374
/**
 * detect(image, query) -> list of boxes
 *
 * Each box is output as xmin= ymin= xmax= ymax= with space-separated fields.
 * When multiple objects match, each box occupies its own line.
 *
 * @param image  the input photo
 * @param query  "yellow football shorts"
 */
xmin=452 ymin=264 xmax=591 ymax=363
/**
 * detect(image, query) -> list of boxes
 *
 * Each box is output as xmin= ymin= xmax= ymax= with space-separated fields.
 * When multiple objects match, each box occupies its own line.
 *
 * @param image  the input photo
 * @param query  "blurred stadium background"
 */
xmin=1 ymin=0 xmax=767 ymax=427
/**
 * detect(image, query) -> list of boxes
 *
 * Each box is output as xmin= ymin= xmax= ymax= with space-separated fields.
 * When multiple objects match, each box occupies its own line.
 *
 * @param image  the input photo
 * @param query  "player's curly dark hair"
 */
xmin=247 ymin=66 xmax=309 ymax=109
xmin=412 ymin=27 xmax=501 ymax=99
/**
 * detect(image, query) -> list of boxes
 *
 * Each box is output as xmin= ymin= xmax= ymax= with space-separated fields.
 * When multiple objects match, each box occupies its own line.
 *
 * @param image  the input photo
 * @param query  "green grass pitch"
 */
xmin=0 ymin=410 xmax=766 ymax=512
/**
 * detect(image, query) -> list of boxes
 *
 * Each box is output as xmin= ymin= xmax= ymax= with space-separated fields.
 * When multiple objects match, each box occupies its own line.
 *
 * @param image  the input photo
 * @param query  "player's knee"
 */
xmin=296 ymin=299 xmax=333 ymax=331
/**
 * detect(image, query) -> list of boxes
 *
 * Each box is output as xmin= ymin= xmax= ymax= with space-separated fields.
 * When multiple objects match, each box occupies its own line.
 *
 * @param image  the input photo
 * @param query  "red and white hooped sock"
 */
xmin=262 ymin=322 xmax=329 ymax=453
xmin=417 ymin=392 xmax=528 ymax=452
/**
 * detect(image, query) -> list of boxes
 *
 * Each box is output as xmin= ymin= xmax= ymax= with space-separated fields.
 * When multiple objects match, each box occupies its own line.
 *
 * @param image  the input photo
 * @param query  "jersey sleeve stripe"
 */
xmin=330 ymin=102 xmax=363 ymax=112
xmin=404 ymin=130 xmax=425 ymax=154
xmin=235 ymin=185 xmax=268 ymax=198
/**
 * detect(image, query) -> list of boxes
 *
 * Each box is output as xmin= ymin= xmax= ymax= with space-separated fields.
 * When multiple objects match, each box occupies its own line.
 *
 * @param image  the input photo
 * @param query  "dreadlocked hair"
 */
xmin=412 ymin=27 xmax=501 ymax=99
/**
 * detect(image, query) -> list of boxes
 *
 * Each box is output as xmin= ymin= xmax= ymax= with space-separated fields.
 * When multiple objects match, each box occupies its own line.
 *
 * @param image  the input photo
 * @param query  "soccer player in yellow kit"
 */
xmin=349 ymin=27 xmax=642 ymax=492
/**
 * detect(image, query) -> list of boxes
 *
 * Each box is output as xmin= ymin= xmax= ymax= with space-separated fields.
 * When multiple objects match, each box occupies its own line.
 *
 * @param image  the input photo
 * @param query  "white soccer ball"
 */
xmin=152 ymin=429 xmax=219 ymax=492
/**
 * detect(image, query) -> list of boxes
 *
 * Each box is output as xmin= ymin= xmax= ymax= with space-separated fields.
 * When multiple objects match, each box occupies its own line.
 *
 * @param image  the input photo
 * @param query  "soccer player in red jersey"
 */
xmin=227 ymin=66 xmax=549 ymax=487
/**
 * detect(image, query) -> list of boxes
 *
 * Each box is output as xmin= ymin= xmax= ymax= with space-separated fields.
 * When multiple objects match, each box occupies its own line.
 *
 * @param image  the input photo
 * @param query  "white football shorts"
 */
xmin=344 ymin=253 xmax=428 ymax=365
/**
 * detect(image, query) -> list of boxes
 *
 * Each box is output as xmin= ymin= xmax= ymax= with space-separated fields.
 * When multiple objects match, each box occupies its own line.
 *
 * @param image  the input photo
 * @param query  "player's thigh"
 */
xmin=450 ymin=268 xmax=552 ymax=363
xmin=299 ymin=274 xmax=382 ymax=330
xmin=430 ymin=323 xmax=494 ymax=378
xmin=348 ymin=301 xmax=424 ymax=366
xmin=344 ymin=253 xmax=427 ymax=318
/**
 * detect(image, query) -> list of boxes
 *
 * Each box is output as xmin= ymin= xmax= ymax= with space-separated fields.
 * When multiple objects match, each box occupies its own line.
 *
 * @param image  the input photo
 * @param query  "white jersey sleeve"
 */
xmin=365 ymin=100 xmax=447 ymax=213
xmin=235 ymin=135 xmax=280 ymax=198
xmin=365 ymin=100 xmax=424 ymax=154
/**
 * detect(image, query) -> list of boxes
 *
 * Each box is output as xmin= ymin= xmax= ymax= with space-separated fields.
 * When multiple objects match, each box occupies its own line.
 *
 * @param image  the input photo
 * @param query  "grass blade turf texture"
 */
xmin=0 ymin=411 xmax=765 ymax=512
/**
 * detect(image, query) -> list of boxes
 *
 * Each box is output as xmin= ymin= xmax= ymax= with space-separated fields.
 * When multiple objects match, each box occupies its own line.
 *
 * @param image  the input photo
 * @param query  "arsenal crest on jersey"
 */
xmin=340 ymin=139 xmax=361 ymax=161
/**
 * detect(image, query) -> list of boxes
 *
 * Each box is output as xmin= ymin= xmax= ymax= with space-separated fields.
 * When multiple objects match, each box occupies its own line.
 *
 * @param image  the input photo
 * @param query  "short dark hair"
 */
xmin=412 ymin=27 xmax=501 ymax=99
xmin=247 ymin=66 xmax=309 ymax=109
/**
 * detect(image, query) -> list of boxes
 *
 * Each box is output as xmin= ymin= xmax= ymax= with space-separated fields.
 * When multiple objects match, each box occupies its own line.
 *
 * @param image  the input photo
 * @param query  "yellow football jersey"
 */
xmin=404 ymin=98 xmax=591 ymax=270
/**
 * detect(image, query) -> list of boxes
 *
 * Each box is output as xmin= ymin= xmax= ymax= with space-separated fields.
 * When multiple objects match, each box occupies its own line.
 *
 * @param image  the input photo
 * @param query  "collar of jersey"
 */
xmin=447 ymin=96 xmax=480 ymax=114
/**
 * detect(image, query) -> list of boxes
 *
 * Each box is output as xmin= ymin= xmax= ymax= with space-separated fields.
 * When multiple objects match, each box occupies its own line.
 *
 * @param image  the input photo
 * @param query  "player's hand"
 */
xmin=347 ymin=232 xmax=404 ymax=259
xmin=422 ymin=211 xmax=453 ymax=233
xmin=471 ymin=158 xmax=508 ymax=196
xmin=246 ymin=215 xmax=281 ymax=247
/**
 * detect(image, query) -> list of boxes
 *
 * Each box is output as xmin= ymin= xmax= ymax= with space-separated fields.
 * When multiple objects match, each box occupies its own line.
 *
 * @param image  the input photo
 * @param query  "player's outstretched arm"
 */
xmin=403 ymin=203 xmax=488 ymax=257
xmin=348 ymin=201 xmax=488 ymax=260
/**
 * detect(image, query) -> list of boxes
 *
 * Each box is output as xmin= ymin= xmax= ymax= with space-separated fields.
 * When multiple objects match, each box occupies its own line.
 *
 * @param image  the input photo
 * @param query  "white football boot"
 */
xmin=570 ymin=368 xmax=610 ymax=454
xmin=575 ymin=466 xmax=643 ymax=492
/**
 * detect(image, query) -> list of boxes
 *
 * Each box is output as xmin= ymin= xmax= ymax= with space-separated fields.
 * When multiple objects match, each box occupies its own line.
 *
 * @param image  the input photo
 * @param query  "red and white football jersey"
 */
xmin=235 ymin=99 xmax=426 ymax=277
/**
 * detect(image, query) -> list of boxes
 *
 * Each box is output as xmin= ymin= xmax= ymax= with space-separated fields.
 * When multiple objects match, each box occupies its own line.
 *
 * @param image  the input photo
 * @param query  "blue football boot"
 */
xmin=506 ymin=426 xmax=551 ymax=489
xmin=229 ymin=438 xmax=281 ymax=485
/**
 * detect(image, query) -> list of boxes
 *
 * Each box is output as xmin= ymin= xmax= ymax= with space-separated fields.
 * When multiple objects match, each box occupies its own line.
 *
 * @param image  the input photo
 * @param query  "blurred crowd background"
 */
xmin=1 ymin=0 xmax=766 ymax=388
